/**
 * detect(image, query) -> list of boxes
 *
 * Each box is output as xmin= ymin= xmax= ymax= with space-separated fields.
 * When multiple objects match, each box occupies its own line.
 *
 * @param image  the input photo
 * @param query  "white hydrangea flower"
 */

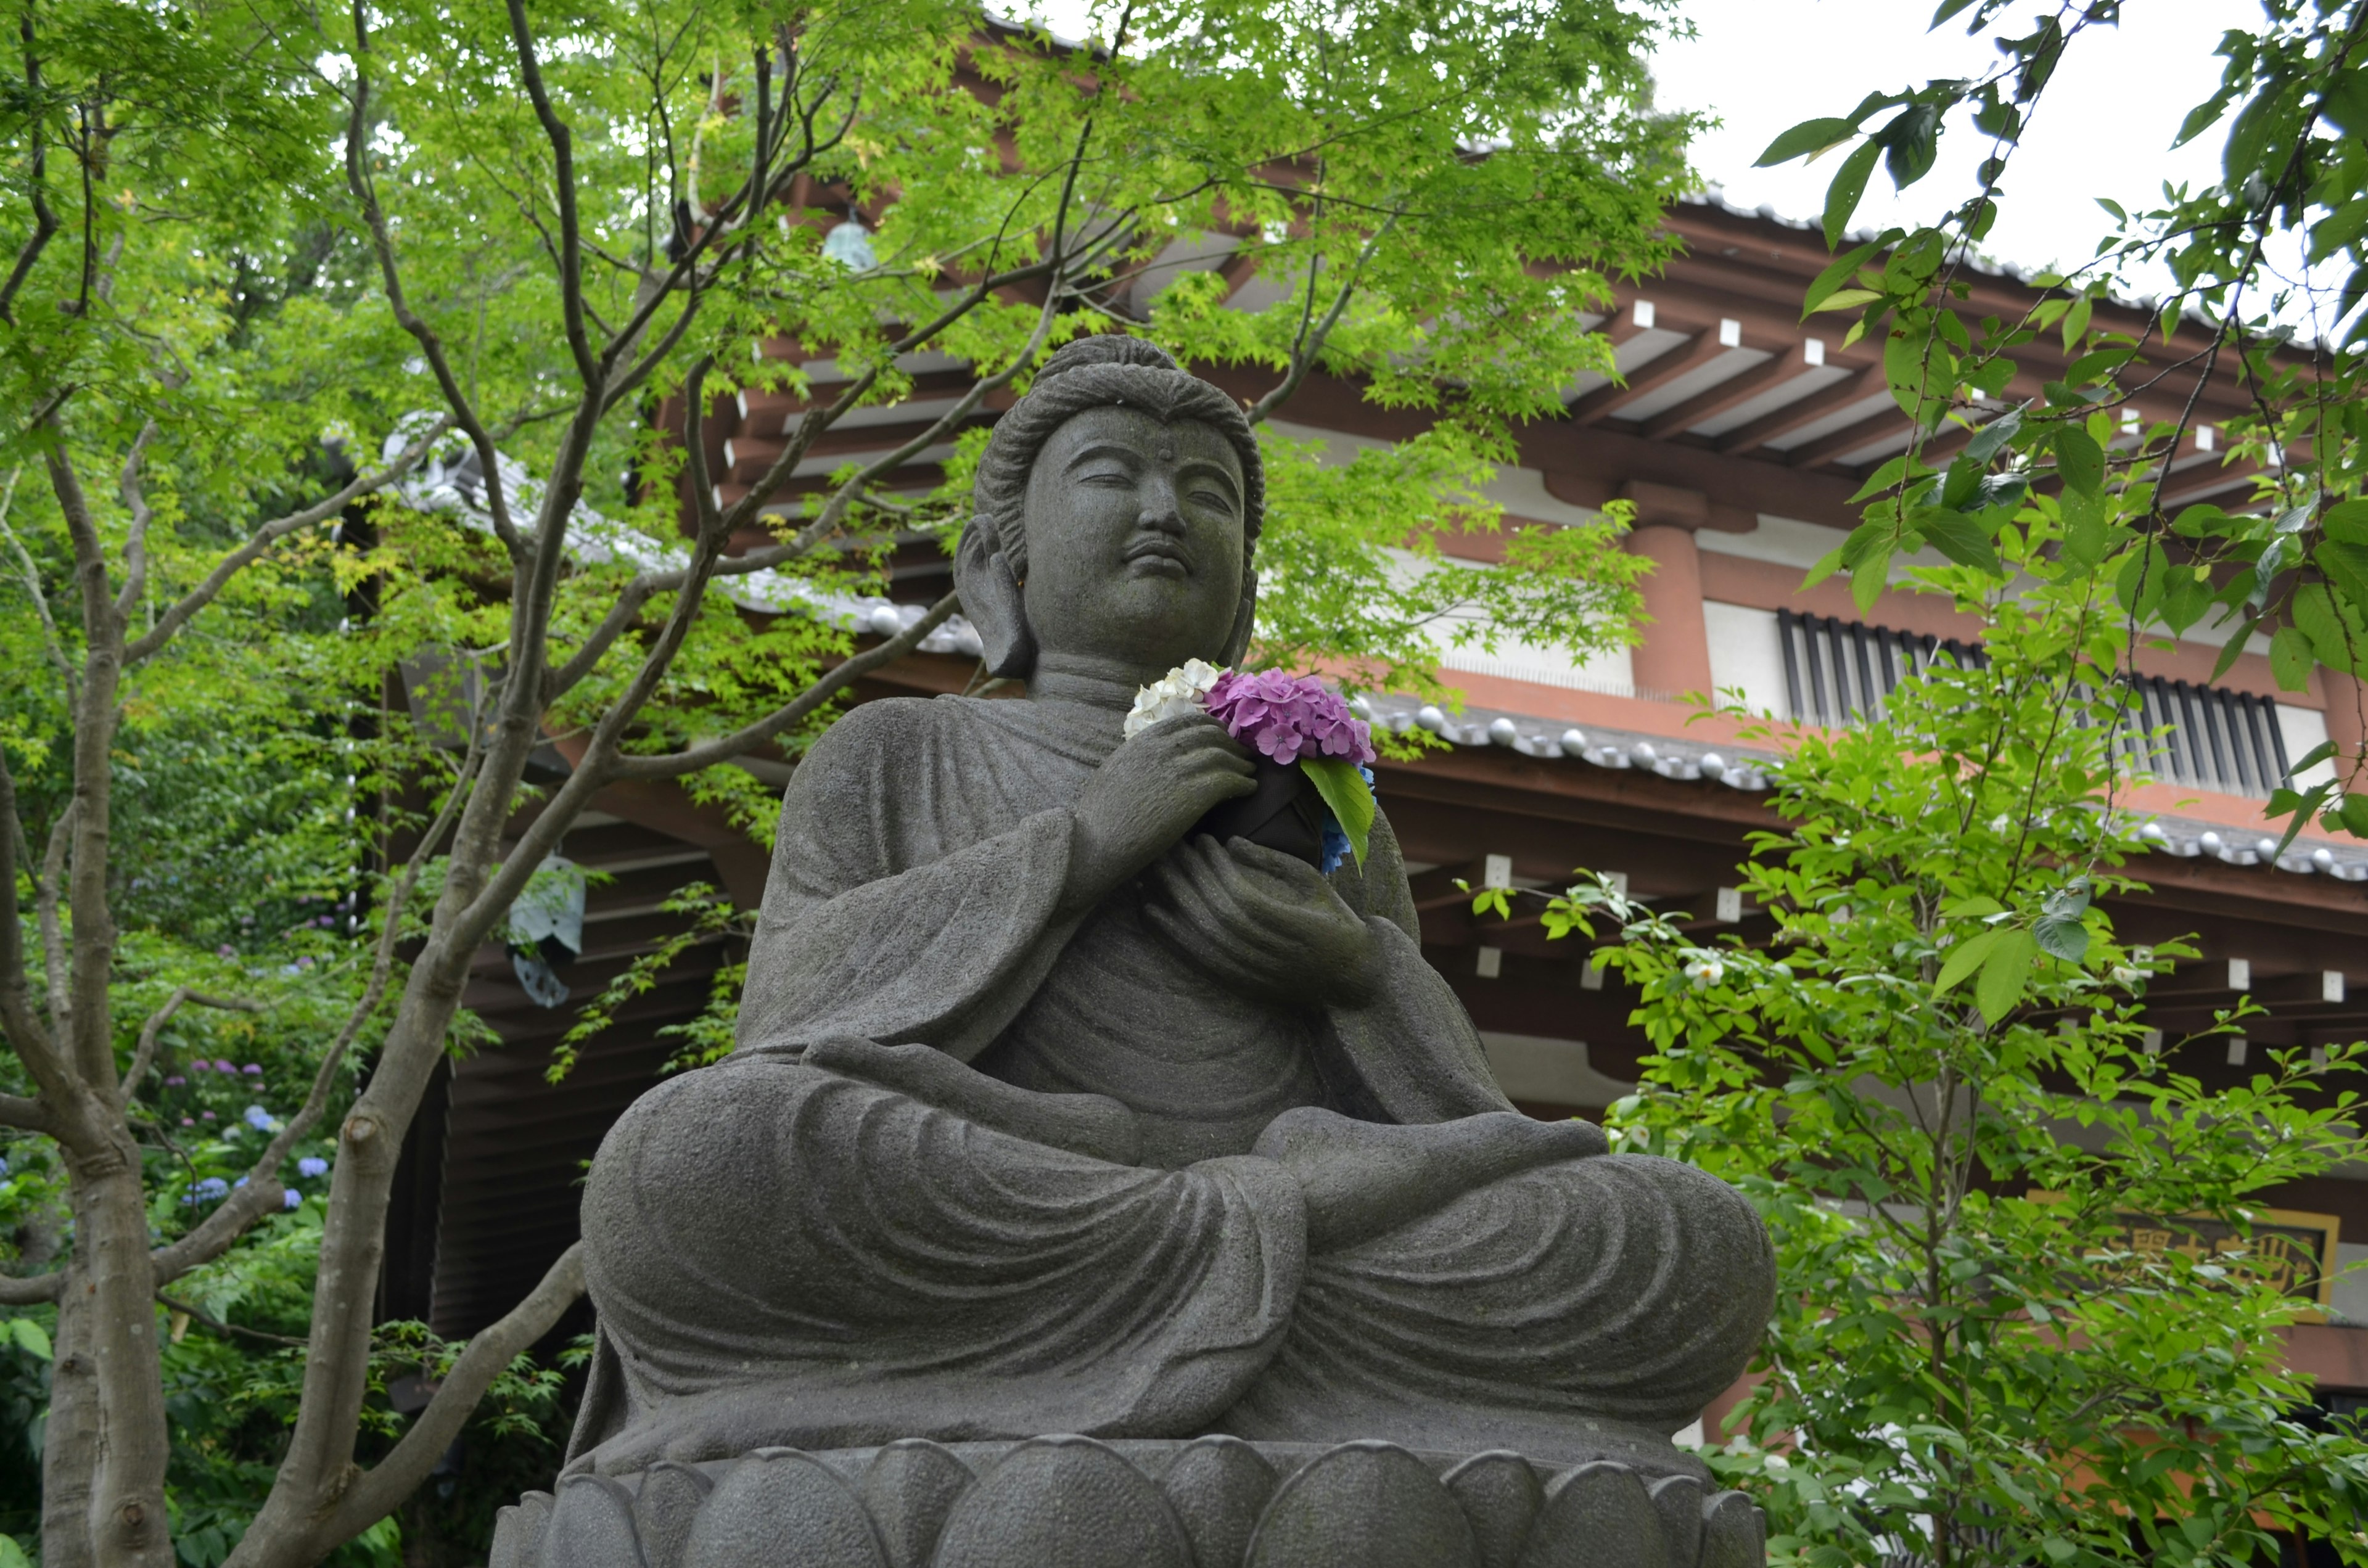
xmin=1123 ymin=660 xmax=1228 ymax=739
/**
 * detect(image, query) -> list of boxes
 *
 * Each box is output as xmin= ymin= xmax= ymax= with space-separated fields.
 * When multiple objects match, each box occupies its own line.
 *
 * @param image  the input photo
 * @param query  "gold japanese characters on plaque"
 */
xmin=2090 ymin=1207 xmax=2342 ymax=1322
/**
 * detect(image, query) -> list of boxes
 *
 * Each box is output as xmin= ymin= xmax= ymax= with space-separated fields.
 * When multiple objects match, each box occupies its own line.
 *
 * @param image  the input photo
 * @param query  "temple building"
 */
xmin=377 ymin=197 xmax=2368 ymax=1432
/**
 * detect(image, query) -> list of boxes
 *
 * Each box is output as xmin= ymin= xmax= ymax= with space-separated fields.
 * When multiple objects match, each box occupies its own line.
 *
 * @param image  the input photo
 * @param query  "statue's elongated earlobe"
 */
xmin=1218 ymin=567 xmax=1259 ymax=667
xmin=954 ymin=518 xmax=1037 ymax=678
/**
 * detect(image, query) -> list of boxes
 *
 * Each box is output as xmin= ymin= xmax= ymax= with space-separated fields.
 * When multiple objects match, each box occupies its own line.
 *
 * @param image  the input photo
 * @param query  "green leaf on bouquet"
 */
xmin=1302 ymin=757 xmax=1376 ymax=870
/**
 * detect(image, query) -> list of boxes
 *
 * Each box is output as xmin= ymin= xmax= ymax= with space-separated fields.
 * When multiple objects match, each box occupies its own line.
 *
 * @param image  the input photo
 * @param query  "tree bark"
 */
xmin=43 ymin=1266 xmax=99 ymax=1568
xmin=73 ymin=1126 xmax=173 ymax=1568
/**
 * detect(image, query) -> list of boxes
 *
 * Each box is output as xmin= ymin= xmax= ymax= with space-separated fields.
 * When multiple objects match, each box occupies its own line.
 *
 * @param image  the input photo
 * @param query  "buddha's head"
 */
xmin=956 ymin=337 xmax=1262 ymax=681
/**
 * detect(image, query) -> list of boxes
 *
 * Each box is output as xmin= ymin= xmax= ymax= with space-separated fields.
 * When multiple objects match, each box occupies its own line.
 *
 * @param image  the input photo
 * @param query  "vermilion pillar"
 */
xmin=1619 ymin=482 xmax=1714 ymax=699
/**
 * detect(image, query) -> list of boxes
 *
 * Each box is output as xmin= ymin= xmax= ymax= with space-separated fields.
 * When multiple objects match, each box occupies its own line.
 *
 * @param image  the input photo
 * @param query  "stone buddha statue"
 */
xmin=535 ymin=337 xmax=1775 ymax=1568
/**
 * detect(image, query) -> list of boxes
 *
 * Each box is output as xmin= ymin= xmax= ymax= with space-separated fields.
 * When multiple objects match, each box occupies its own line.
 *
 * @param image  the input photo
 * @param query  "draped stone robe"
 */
xmin=565 ymin=696 xmax=1774 ymax=1476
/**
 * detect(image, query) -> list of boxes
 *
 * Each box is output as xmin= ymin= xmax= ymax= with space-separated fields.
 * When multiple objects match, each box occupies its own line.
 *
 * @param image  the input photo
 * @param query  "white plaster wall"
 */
xmin=1703 ymin=601 xmax=1788 ymax=716
xmin=2333 ymin=1241 xmax=2368 ymax=1327
xmin=2277 ymin=703 xmax=2337 ymax=789
xmin=1478 ymin=1032 xmax=1638 ymax=1108
xmin=1437 ymin=640 xmax=1635 ymax=696
xmin=1693 ymin=512 xmax=1845 ymax=571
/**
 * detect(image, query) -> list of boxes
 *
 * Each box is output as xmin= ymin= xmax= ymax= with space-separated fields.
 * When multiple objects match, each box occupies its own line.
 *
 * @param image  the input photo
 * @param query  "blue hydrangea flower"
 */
xmin=1317 ymin=766 xmax=1380 ymax=876
xmin=283 ymin=1189 xmax=303 ymax=1210
xmin=297 ymin=1156 xmax=329 ymax=1178
xmin=187 ymin=1176 xmax=229 ymax=1204
xmin=243 ymin=1105 xmax=274 ymax=1131
xmin=1319 ymin=816 xmax=1352 ymax=876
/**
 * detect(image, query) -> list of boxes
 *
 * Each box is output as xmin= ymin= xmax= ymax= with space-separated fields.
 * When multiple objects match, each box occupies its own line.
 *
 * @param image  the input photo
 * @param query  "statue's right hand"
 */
xmin=1066 ymin=714 xmax=1254 ymax=908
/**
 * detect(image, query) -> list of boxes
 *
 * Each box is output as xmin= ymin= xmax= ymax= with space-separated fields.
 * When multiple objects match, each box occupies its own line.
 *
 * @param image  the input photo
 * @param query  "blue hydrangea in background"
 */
xmin=297 ymin=1156 xmax=329 ymax=1178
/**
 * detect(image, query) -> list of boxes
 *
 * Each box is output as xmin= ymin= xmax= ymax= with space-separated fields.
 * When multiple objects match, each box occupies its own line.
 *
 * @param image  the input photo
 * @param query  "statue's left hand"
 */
xmin=1142 ymin=835 xmax=1381 ymax=1008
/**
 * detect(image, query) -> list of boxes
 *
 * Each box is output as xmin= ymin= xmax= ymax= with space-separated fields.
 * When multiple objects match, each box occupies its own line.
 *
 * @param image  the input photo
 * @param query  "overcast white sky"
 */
xmin=1653 ymin=0 xmax=2250 ymax=283
xmin=1016 ymin=0 xmax=2274 ymax=298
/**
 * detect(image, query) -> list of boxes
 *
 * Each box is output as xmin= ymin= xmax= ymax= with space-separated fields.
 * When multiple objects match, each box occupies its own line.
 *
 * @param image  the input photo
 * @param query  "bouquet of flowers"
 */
xmin=1124 ymin=662 xmax=1378 ymax=872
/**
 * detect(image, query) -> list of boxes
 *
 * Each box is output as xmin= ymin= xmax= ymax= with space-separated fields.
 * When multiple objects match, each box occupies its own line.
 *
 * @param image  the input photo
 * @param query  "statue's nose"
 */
xmin=1137 ymin=477 xmax=1186 ymax=534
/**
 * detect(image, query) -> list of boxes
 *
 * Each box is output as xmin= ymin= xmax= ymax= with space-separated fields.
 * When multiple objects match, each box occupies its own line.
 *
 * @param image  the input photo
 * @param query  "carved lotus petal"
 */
xmin=684 ymin=1449 xmax=887 ymax=1568
xmin=1648 ymin=1476 xmax=1704 ymax=1568
xmin=860 ymin=1439 xmax=976 ymax=1568
xmin=1244 ymin=1441 xmax=1479 ymax=1568
xmin=1698 ymin=1490 xmax=1766 ymax=1568
xmin=1159 ymin=1435 xmax=1278 ymax=1568
xmin=931 ymin=1435 xmax=1194 ymax=1568
xmin=546 ymin=1475 xmax=644 ymax=1568
xmin=1517 ymin=1462 xmax=1668 ymax=1568
xmin=1444 ymin=1451 xmax=1545 ymax=1568
xmin=635 ymin=1461 xmax=713 ymax=1568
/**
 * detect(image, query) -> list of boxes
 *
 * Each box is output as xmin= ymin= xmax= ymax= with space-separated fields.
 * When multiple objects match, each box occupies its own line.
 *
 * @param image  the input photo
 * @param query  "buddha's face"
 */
xmin=1019 ymin=405 xmax=1246 ymax=675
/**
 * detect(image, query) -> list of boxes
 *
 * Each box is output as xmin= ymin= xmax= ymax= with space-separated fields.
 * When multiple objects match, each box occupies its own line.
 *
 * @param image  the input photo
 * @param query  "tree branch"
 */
xmin=0 ymin=742 xmax=64 ymax=1082
xmin=42 ymin=432 xmax=126 ymax=1090
xmin=450 ymin=458 xmax=741 ymax=940
xmin=718 ymin=250 xmax=1065 ymax=533
xmin=321 ymin=1244 xmax=585 ymax=1539
xmin=0 ymin=1268 xmax=63 ymax=1306
xmin=152 ymin=742 xmax=482 ymax=1286
xmin=113 ymin=421 xmax=159 ymax=621
xmin=36 ymin=803 xmax=73 ymax=1040
xmin=789 ymin=215 xmax=1083 ymax=549
xmin=158 ymin=1292 xmax=310 ymax=1348
xmin=0 ymin=1092 xmax=53 ymax=1133
xmin=609 ymin=589 xmax=960 ymax=780
xmin=344 ymin=0 xmax=522 ymax=558
xmin=123 ymin=416 xmax=452 ymax=665
xmin=1246 ymin=216 xmax=1394 ymax=426
xmin=0 ymin=470 xmax=79 ymax=710
xmin=547 ymin=575 xmax=658 ymax=697
xmin=120 ymin=988 xmax=263 ymax=1101
xmin=0 ymin=8 xmax=57 ymax=326
xmin=502 ymin=0 xmax=600 ymax=390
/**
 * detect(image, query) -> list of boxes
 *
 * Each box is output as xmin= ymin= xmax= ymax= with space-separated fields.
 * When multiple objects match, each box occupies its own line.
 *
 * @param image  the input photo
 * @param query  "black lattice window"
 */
xmin=1775 ymin=609 xmax=2293 ymax=798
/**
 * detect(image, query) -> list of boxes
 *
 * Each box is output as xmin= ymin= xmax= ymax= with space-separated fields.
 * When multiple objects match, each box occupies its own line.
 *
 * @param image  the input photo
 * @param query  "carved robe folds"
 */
xmin=565 ymin=696 xmax=1775 ymax=1477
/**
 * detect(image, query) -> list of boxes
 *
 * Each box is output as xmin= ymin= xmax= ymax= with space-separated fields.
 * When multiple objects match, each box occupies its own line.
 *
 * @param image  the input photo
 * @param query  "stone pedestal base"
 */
xmin=493 ymin=1435 xmax=1765 ymax=1568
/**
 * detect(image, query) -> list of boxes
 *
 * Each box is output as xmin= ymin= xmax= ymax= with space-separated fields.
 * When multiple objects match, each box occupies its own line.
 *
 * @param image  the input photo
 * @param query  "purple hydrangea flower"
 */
xmin=216 ymin=944 xmax=235 ymax=958
xmin=284 ymin=1189 xmax=303 ymax=1210
xmin=179 ymin=1117 xmax=195 ymax=1127
xmin=164 ymin=1075 xmax=186 ymax=1087
xmin=190 ymin=1060 xmax=211 ymax=1073
xmin=298 ymin=1156 xmax=329 ymax=1178
xmin=1204 ymin=671 xmax=1376 ymax=766
xmin=212 ymin=1058 xmax=235 ymax=1073
xmin=200 ymin=1110 xmax=216 ymax=1121
xmin=242 ymin=1064 xmax=262 ymax=1076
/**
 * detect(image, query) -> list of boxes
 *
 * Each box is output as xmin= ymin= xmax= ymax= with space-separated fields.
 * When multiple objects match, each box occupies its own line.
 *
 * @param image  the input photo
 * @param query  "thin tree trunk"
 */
xmin=43 ymin=1266 xmax=99 ymax=1568
xmin=74 ymin=1129 xmax=173 ymax=1568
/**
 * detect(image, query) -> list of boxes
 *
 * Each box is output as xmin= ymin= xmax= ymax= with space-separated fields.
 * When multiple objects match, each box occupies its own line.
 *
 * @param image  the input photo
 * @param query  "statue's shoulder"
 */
xmin=797 ymin=696 xmax=997 ymax=778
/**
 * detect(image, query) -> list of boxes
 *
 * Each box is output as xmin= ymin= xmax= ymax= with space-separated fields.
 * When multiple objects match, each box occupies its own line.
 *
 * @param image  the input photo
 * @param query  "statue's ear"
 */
xmin=1217 ymin=566 xmax=1259 ymax=667
xmin=954 ymin=517 xmax=1036 ymax=678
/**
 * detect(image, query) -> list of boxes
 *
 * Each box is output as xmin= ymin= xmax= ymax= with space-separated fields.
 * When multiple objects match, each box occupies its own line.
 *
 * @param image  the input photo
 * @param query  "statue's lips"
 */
xmin=1122 ymin=538 xmax=1190 ymax=575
